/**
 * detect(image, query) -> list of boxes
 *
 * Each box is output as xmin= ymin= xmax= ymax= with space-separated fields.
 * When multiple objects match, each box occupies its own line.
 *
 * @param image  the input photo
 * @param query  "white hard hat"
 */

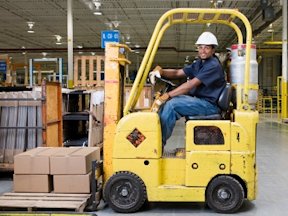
xmin=195 ymin=32 xmax=218 ymax=46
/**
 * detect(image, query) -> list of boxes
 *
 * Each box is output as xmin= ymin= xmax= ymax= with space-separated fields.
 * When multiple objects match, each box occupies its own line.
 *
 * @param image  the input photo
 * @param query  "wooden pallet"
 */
xmin=73 ymin=55 xmax=105 ymax=88
xmin=0 ymin=163 xmax=14 ymax=172
xmin=0 ymin=192 xmax=91 ymax=212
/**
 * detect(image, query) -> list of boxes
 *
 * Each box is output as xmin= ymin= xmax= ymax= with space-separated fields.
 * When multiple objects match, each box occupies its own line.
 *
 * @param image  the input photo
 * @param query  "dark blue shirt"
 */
xmin=183 ymin=56 xmax=226 ymax=104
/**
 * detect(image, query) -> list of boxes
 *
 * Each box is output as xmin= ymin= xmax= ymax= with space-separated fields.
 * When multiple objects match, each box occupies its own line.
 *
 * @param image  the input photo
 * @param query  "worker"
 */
xmin=149 ymin=32 xmax=226 ymax=146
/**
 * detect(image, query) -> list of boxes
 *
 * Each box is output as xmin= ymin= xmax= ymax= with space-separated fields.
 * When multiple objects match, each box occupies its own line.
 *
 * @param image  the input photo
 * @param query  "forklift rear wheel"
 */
xmin=104 ymin=171 xmax=147 ymax=213
xmin=206 ymin=175 xmax=245 ymax=213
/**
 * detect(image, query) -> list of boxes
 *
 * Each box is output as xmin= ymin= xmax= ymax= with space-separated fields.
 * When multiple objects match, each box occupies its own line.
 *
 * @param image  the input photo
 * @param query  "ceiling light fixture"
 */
xmin=42 ymin=52 xmax=48 ymax=59
xmin=93 ymin=0 xmax=101 ymax=9
xmin=125 ymin=34 xmax=131 ymax=44
xmin=92 ymin=0 xmax=102 ymax=15
xmin=93 ymin=10 xmax=102 ymax=15
xmin=210 ymin=0 xmax=224 ymax=8
xmin=111 ymin=20 xmax=121 ymax=28
xmin=105 ymin=21 xmax=121 ymax=29
xmin=21 ymin=46 xmax=26 ymax=55
xmin=81 ymin=0 xmax=103 ymax=15
xmin=267 ymin=23 xmax=274 ymax=32
xmin=27 ymin=21 xmax=35 ymax=33
xmin=55 ymin=35 xmax=62 ymax=45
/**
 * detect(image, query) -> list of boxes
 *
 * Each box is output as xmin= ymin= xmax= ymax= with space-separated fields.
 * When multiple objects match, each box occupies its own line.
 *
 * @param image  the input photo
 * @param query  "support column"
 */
xmin=282 ymin=0 xmax=288 ymax=120
xmin=67 ymin=0 xmax=74 ymax=88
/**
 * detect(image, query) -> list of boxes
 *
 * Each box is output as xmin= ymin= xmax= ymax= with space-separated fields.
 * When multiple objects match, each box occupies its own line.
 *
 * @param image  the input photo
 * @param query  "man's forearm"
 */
xmin=168 ymin=77 xmax=201 ymax=98
xmin=161 ymin=68 xmax=185 ymax=79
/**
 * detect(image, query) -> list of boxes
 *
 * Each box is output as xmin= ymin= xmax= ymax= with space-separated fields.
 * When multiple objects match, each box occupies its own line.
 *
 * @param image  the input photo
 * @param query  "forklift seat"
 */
xmin=185 ymin=83 xmax=233 ymax=121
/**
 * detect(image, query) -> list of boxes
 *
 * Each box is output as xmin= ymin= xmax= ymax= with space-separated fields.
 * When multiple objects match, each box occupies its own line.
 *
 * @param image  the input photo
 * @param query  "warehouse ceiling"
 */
xmin=0 ymin=0 xmax=284 ymax=70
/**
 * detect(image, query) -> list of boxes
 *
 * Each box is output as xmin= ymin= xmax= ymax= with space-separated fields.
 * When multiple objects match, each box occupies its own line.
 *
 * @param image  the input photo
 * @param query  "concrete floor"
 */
xmin=1 ymin=114 xmax=288 ymax=215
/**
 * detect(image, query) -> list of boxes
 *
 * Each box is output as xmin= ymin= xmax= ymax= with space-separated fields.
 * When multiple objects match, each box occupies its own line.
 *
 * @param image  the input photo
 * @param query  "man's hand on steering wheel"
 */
xmin=149 ymin=65 xmax=162 ymax=85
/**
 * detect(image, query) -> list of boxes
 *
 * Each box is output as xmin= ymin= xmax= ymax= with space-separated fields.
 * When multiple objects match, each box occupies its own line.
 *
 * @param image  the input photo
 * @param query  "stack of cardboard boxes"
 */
xmin=14 ymin=147 xmax=100 ymax=193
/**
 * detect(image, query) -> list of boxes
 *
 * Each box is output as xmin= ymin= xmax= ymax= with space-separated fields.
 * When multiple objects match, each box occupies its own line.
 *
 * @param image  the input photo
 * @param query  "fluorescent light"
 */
xmin=92 ymin=1 xmax=102 ymax=15
xmin=55 ymin=35 xmax=62 ymax=45
xmin=27 ymin=21 xmax=35 ymax=33
xmin=93 ymin=11 xmax=102 ymax=15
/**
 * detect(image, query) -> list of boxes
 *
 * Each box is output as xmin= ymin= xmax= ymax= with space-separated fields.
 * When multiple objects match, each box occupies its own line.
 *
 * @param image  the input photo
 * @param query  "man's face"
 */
xmin=197 ymin=45 xmax=215 ymax=60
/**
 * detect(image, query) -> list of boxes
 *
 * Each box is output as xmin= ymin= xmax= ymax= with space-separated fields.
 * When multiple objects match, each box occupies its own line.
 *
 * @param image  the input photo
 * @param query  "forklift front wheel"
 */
xmin=206 ymin=175 xmax=245 ymax=213
xmin=103 ymin=171 xmax=147 ymax=213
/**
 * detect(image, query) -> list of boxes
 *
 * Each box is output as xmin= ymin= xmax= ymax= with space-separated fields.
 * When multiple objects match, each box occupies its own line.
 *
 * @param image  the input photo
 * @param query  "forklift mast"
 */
xmin=103 ymin=44 xmax=131 ymax=180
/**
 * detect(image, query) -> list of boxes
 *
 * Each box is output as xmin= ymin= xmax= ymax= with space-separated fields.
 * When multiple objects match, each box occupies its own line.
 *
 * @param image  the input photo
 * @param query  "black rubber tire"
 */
xmin=206 ymin=175 xmax=245 ymax=213
xmin=103 ymin=171 xmax=147 ymax=213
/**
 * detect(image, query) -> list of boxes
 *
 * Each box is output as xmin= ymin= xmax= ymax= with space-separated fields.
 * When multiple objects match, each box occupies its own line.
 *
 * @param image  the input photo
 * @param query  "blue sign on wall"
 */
xmin=0 ymin=61 xmax=7 ymax=73
xmin=101 ymin=30 xmax=120 ymax=48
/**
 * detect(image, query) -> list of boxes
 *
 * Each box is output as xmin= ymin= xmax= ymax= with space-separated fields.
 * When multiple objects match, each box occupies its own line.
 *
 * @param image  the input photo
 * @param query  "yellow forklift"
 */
xmin=101 ymin=8 xmax=258 ymax=213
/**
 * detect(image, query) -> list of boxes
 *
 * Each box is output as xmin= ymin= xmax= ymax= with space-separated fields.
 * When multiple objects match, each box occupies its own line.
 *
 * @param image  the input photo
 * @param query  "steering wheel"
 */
xmin=155 ymin=77 xmax=177 ymax=94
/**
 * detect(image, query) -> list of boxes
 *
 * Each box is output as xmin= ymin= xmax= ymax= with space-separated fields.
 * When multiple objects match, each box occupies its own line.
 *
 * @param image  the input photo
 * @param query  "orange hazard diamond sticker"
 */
xmin=126 ymin=128 xmax=146 ymax=147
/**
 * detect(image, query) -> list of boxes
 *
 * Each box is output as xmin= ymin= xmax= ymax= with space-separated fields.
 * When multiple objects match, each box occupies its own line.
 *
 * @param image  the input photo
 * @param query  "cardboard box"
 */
xmin=14 ymin=147 xmax=60 ymax=174
xmin=50 ymin=147 xmax=100 ymax=175
xmin=125 ymin=85 xmax=152 ymax=109
xmin=13 ymin=174 xmax=52 ymax=193
xmin=53 ymin=172 xmax=91 ymax=193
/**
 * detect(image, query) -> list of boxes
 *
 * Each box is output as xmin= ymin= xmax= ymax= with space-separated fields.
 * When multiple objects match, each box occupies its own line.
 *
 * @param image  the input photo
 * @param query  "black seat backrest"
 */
xmin=185 ymin=83 xmax=233 ymax=121
xmin=217 ymin=83 xmax=233 ymax=112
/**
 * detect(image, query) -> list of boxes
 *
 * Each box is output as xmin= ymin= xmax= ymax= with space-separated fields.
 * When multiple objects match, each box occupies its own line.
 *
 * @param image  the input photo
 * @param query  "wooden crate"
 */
xmin=42 ymin=80 xmax=63 ymax=147
xmin=0 ymin=192 xmax=91 ymax=212
xmin=74 ymin=56 xmax=105 ymax=88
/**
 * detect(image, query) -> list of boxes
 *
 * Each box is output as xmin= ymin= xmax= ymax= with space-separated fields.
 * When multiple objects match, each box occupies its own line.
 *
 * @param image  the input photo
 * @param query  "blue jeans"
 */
xmin=158 ymin=95 xmax=220 ymax=146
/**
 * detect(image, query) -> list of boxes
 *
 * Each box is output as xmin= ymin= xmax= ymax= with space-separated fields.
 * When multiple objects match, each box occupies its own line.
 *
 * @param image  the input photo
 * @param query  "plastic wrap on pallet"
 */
xmin=90 ymin=90 xmax=104 ymax=105
xmin=0 ymin=90 xmax=42 ymax=164
xmin=87 ymin=90 xmax=104 ymax=147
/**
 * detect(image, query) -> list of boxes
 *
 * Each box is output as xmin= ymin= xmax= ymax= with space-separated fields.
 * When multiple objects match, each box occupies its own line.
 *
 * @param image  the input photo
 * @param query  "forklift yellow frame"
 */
xmin=124 ymin=8 xmax=253 ymax=115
